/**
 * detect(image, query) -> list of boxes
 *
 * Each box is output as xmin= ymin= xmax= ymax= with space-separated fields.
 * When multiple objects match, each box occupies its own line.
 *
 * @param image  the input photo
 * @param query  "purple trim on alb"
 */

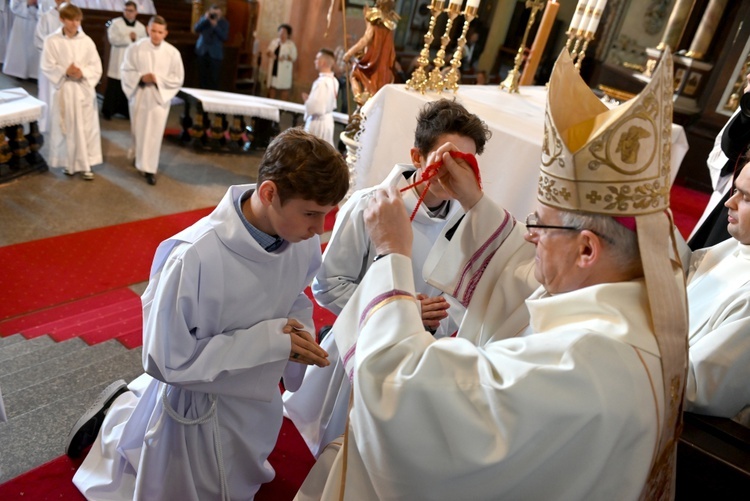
xmin=358 ymin=289 xmax=414 ymax=327
xmin=462 ymin=249 xmax=498 ymax=306
xmin=343 ymin=344 xmax=357 ymax=371
xmin=453 ymin=210 xmax=513 ymax=297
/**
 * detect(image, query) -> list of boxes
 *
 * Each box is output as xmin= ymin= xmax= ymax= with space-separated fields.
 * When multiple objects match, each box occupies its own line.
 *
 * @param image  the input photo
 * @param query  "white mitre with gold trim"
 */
xmin=539 ymin=49 xmax=672 ymax=217
xmin=539 ymin=49 xmax=687 ymax=500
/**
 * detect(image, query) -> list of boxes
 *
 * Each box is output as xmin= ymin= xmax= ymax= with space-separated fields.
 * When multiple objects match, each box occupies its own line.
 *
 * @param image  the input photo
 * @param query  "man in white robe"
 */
xmin=101 ymin=0 xmax=146 ymax=120
xmin=303 ymin=49 xmax=338 ymax=146
xmin=0 ymin=0 xmax=15 ymax=64
xmin=3 ymin=0 xmax=39 ymax=79
xmin=120 ymin=15 xmax=183 ymax=185
xmin=70 ymin=128 xmax=350 ymax=500
xmin=684 ymin=158 xmax=750 ymax=423
xmin=40 ymin=4 xmax=102 ymax=179
xmin=298 ymin=50 xmax=688 ymax=500
xmin=33 ymin=0 xmax=63 ymax=132
xmin=284 ymin=99 xmax=491 ymax=458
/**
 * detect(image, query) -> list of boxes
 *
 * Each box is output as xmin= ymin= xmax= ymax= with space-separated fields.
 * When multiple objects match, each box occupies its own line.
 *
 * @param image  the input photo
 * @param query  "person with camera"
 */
xmin=194 ymin=4 xmax=228 ymax=90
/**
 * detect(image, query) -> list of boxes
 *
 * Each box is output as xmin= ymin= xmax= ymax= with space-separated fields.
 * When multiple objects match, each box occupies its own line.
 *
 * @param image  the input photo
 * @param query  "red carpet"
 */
xmin=670 ymin=183 xmax=711 ymax=239
xmin=0 ymin=208 xmax=213 ymax=322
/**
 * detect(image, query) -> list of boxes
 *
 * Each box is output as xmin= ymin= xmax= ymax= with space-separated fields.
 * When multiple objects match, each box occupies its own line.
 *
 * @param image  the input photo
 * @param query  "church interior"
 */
xmin=1 ymin=0 xmax=749 ymax=498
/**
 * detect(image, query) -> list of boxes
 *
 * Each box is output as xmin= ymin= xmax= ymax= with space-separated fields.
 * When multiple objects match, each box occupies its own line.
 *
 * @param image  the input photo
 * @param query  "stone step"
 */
xmin=0 ymin=339 xmax=129 ymax=395
xmin=2 ymin=348 xmax=143 ymax=420
xmin=0 ymin=370 xmax=141 ymax=483
xmin=0 ymin=337 xmax=89 ymax=378
xmin=0 ymin=335 xmax=55 ymax=363
xmin=0 ymin=333 xmax=25 ymax=348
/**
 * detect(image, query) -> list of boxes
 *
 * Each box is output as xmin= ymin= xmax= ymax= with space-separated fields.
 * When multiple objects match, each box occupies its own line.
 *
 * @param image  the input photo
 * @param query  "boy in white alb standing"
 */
xmin=302 ymin=48 xmax=338 ymax=146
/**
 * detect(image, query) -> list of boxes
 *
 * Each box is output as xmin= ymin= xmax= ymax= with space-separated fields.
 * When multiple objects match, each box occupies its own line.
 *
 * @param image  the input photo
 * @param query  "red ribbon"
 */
xmin=399 ymin=151 xmax=481 ymax=221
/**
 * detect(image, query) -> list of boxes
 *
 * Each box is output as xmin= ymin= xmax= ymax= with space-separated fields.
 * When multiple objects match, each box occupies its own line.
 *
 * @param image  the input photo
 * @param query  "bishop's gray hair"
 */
xmin=559 ymin=211 xmax=641 ymax=273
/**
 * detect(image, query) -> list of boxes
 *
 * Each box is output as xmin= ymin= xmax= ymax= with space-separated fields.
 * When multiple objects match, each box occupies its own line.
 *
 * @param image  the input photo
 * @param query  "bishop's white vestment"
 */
xmin=33 ymin=6 xmax=61 ymax=132
xmin=73 ymin=184 xmax=319 ymax=500
xmin=304 ymin=72 xmax=338 ymax=146
xmin=40 ymin=28 xmax=102 ymax=172
xmin=3 ymin=0 xmax=39 ymax=79
xmin=284 ymin=164 xmax=465 ymax=458
xmin=684 ymin=237 xmax=750 ymax=420
xmin=120 ymin=37 xmax=184 ymax=174
xmin=298 ymin=195 xmax=667 ymax=501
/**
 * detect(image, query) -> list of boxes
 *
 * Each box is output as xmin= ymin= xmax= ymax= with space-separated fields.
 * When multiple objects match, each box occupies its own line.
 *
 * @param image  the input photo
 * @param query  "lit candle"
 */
xmin=583 ymin=0 xmax=608 ymax=36
xmin=568 ymin=0 xmax=588 ymax=33
xmin=466 ymin=0 xmax=480 ymax=8
xmin=520 ymin=0 xmax=559 ymax=85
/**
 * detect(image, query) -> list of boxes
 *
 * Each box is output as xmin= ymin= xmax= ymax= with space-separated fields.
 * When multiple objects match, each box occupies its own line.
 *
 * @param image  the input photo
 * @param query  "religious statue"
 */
xmin=343 ymin=0 xmax=400 ymax=108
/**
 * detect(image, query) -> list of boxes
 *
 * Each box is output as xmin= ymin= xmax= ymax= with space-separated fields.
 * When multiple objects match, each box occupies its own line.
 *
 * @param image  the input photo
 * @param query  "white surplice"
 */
xmin=298 ymin=195 xmax=668 ymax=501
xmin=33 ymin=6 xmax=60 ymax=132
xmin=3 ymin=0 xmax=38 ymax=79
xmin=304 ymin=72 xmax=338 ymax=146
xmin=284 ymin=164 xmax=465 ymax=458
xmin=40 ymin=28 xmax=102 ymax=172
xmin=0 ymin=0 xmax=14 ymax=64
xmin=106 ymin=16 xmax=145 ymax=79
xmin=73 ymin=184 xmax=319 ymax=501
xmin=120 ymin=37 xmax=183 ymax=174
xmin=685 ymin=237 xmax=750 ymax=419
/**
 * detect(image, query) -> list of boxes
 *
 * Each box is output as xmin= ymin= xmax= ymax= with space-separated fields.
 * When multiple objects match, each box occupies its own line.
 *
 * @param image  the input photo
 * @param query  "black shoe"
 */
xmin=145 ymin=173 xmax=156 ymax=185
xmin=65 ymin=380 xmax=128 ymax=458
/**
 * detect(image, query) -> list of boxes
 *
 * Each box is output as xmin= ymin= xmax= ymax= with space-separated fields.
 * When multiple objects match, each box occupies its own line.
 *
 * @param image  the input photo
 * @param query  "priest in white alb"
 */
xmin=302 ymin=48 xmax=339 ymax=146
xmin=120 ymin=15 xmax=184 ymax=186
xmin=297 ymin=49 xmax=688 ymax=501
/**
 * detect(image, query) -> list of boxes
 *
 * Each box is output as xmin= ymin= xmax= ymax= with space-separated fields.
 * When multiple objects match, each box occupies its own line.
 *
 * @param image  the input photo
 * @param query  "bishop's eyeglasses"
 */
xmin=524 ymin=213 xmax=615 ymax=244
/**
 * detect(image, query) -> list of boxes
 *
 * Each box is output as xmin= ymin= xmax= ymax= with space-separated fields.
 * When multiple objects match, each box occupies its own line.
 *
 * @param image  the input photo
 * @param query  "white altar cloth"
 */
xmin=355 ymin=84 xmax=689 ymax=219
xmin=0 ymin=88 xmax=45 ymax=128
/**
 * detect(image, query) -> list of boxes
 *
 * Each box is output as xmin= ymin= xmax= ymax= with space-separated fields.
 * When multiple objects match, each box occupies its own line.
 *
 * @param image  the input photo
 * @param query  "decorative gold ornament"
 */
xmin=500 ymin=0 xmax=545 ymax=94
xmin=427 ymin=1 xmax=462 ymax=93
xmin=724 ymin=48 xmax=750 ymax=112
xmin=406 ymin=0 xmax=446 ymax=94
xmin=445 ymin=4 xmax=479 ymax=93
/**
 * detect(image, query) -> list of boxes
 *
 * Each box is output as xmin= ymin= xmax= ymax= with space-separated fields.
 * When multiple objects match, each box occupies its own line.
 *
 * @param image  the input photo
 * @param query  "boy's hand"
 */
xmin=284 ymin=318 xmax=329 ymax=367
xmin=435 ymin=145 xmax=483 ymax=211
xmin=66 ymin=63 xmax=82 ymax=80
xmin=141 ymin=73 xmax=156 ymax=84
xmin=417 ymin=294 xmax=449 ymax=329
xmin=364 ymin=187 xmax=413 ymax=258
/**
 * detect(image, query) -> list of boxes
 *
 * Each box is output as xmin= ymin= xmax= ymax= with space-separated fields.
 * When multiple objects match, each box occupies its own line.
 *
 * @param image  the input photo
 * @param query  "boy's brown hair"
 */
xmin=413 ymin=99 xmax=491 ymax=156
xmin=149 ymin=15 xmax=167 ymax=28
xmin=59 ymin=3 xmax=83 ymax=20
xmin=258 ymin=128 xmax=349 ymax=206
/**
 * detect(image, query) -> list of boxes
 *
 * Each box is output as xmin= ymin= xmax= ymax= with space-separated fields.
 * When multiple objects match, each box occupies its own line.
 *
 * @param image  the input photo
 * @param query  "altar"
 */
xmin=353 ymin=84 xmax=689 ymax=219
xmin=0 ymin=88 xmax=48 ymax=183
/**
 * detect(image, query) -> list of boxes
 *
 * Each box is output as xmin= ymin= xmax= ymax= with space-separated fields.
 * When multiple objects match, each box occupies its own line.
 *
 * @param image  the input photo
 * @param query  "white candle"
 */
xmin=584 ymin=0 xmax=608 ymax=35
xmin=576 ymin=0 xmax=596 ymax=36
xmin=466 ymin=0 xmax=481 ymax=8
xmin=568 ymin=0 xmax=588 ymax=32
xmin=449 ymin=0 xmax=463 ymax=5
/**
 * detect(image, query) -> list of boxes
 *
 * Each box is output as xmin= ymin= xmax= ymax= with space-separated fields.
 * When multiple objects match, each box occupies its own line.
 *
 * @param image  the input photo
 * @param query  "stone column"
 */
xmin=656 ymin=0 xmax=695 ymax=51
xmin=685 ymin=0 xmax=729 ymax=60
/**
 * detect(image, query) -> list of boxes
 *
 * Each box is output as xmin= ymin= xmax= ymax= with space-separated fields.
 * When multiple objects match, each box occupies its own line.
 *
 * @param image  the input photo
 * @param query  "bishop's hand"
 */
xmin=434 ymin=143 xmax=483 ymax=211
xmin=364 ymin=187 xmax=413 ymax=259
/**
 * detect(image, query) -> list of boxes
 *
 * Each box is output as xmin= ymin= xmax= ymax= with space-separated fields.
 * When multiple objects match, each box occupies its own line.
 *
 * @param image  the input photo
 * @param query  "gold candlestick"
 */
xmin=406 ymin=0 xmax=446 ymax=94
xmin=445 ymin=4 xmax=478 ymax=93
xmin=428 ymin=2 xmax=462 ymax=92
xmin=500 ymin=0 xmax=545 ymax=93
xmin=574 ymin=34 xmax=592 ymax=70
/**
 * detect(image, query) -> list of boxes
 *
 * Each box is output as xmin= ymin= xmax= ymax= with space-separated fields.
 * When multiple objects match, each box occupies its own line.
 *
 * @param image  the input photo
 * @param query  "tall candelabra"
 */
xmin=500 ymin=0 xmax=545 ymax=93
xmin=428 ymin=1 xmax=462 ymax=92
xmin=406 ymin=0 xmax=445 ymax=94
xmin=444 ymin=3 xmax=479 ymax=92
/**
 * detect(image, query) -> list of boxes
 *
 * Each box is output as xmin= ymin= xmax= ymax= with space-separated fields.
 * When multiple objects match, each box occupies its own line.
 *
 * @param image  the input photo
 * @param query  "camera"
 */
xmin=208 ymin=13 xmax=217 ymax=20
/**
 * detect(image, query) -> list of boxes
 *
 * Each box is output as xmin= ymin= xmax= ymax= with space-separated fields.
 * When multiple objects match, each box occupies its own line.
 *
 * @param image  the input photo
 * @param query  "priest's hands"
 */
xmin=434 ymin=143 xmax=483 ymax=211
xmin=417 ymin=294 xmax=449 ymax=330
xmin=364 ymin=187 xmax=413 ymax=258
xmin=285 ymin=318 xmax=329 ymax=367
xmin=66 ymin=63 xmax=83 ymax=80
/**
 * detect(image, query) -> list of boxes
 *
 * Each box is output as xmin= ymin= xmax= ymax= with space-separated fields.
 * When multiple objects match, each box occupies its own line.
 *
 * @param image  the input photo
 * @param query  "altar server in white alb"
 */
xmin=297 ymin=49 xmax=688 ymax=501
xmin=302 ymin=49 xmax=338 ymax=146
xmin=33 ymin=0 xmax=63 ymax=133
xmin=120 ymin=15 xmax=183 ymax=186
xmin=3 ymin=0 xmax=40 ymax=79
xmin=101 ymin=0 xmax=146 ymax=120
xmin=70 ymin=129 xmax=350 ymax=500
xmin=0 ymin=0 xmax=13 ymax=64
xmin=284 ymin=99 xmax=491 ymax=459
xmin=683 ymin=156 xmax=750 ymax=424
xmin=40 ymin=3 xmax=102 ymax=180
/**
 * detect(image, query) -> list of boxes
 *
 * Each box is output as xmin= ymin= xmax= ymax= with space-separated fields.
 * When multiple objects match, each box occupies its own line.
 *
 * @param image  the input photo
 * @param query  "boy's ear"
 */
xmin=257 ymin=180 xmax=278 ymax=207
xmin=410 ymin=148 xmax=423 ymax=168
